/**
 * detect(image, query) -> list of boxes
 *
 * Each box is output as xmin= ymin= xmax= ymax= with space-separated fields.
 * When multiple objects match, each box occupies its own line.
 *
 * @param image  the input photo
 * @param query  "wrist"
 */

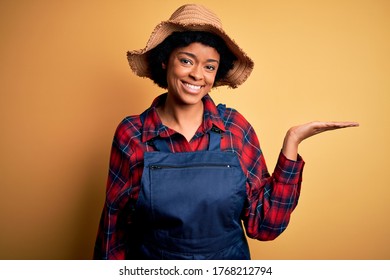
xmin=282 ymin=130 xmax=300 ymax=161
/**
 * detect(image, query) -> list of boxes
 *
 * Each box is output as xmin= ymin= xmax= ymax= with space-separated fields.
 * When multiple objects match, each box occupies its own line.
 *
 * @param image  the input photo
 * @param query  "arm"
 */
xmin=93 ymin=121 xmax=133 ymax=260
xmin=243 ymin=120 xmax=358 ymax=241
xmin=242 ymin=128 xmax=304 ymax=241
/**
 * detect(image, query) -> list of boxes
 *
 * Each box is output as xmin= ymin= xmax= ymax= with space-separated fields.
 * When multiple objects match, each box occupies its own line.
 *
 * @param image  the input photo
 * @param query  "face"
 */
xmin=163 ymin=42 xmax=220 ymax=107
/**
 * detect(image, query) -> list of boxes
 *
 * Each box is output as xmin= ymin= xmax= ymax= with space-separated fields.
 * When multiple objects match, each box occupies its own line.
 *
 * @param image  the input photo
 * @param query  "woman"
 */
xmin=94 ymin=4 xmax=358 ymax=260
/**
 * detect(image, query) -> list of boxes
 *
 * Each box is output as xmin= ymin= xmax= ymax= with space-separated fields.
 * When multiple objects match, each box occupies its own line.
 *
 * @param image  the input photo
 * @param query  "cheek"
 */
xmin=166 ymin=67 xmax=179 ymax=82
xmin=205 ymin=73 xmax=217 ymax=85
xmin=169 ymin=64 xmax=188 ymax=78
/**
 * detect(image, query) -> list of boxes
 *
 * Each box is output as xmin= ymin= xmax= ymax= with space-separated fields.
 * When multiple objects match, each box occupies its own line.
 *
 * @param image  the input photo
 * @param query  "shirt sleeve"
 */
xmin=93 ymin=121 xmax=134 ymax=260
xmin=241 ymin=125 xmax=305 ymax=241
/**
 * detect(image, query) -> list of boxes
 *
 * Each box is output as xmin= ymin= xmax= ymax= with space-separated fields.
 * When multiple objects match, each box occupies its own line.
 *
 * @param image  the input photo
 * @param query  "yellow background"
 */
xmin=1 ymin=0 xmax=389 ymax=259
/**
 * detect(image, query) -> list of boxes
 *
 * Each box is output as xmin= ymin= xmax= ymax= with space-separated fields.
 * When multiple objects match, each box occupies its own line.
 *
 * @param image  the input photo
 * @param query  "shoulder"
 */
xmin=112 ymin=115 xmax=143 ymax=154
xmin=219 ymin=104 xmax=262 ymax=151
xmin=115 ymin=115 xmax=142 ymax=138
xmin=219 ymin=105 xmax=253 ymax=136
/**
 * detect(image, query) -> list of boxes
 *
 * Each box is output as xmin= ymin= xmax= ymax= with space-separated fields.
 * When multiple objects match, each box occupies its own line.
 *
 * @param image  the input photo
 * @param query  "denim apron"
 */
xmin=129 ymin=110 xmax=250 ymax=259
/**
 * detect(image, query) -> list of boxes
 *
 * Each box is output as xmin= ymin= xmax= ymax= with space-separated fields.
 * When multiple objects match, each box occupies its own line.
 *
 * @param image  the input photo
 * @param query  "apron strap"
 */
xmin=208 ymin=126 xmax=222 ymax=151
xmin=208 ymin=103 xmax=226 ymax=151
xmin=151 ymin=138 xmax=171 ymax=153
xmin=140 ymin=109 xmax=172 ymax=152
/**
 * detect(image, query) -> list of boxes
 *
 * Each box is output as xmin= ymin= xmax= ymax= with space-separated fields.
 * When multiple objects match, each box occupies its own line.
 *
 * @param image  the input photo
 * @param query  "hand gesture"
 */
xmin=282 ymin=121 xmax=359 ymax=160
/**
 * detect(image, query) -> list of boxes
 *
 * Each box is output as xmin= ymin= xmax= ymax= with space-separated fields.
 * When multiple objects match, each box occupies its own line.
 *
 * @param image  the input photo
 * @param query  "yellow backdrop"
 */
xmin=1 ymin=0 xmax=389 ymax=259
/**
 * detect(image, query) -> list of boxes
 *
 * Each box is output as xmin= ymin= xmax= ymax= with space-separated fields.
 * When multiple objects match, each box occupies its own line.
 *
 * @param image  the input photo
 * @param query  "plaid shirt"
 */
xmin=94 ymin=93 xmax=304 ymax=259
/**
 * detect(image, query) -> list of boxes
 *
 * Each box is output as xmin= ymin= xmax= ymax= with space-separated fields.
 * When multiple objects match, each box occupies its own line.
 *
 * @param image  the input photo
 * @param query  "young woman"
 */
xmin=93 ymin=4 xmax=358 ymax=260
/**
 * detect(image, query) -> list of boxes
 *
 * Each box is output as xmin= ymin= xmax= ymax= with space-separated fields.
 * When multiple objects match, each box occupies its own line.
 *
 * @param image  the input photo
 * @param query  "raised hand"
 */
xmin=282 ymin=121 xmax=359 ymax=160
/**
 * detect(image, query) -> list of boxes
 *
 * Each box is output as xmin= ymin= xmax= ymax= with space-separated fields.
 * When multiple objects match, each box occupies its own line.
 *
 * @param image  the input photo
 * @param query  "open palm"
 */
xmin=282 ymin=121 xmax=359 ymax=160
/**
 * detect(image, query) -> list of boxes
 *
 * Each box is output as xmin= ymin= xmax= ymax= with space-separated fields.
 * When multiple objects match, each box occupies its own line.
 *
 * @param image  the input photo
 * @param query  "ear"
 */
xmin=162 ymin=62 xmax=166 ymax=69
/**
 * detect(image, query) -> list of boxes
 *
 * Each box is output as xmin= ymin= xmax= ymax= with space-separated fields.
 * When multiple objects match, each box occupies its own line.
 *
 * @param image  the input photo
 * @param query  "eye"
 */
xmin=205 ymin=65 xmax=217 ymax=71
xmin=179 ymin=58 xmax=192 ymax=65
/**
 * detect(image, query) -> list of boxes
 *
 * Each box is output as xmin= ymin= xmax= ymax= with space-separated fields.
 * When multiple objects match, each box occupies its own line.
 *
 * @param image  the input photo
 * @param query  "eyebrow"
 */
xmin=177 ymin=51 xmax=220 ymax=64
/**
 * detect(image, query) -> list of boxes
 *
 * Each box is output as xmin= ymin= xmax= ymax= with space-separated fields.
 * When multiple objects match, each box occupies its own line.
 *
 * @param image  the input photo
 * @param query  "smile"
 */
xmin=183 ymin=82 xmax=202 ymax=91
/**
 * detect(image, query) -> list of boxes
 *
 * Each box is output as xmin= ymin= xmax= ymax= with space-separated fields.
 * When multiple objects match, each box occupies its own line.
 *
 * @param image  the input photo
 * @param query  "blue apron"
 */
xmin=129 ymin=112 xmax=250 ymax=259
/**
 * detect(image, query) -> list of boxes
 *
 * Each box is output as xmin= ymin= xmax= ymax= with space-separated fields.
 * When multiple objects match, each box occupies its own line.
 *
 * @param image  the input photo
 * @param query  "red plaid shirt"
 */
xmin=94 ymin=93 xmax=304 ymax=259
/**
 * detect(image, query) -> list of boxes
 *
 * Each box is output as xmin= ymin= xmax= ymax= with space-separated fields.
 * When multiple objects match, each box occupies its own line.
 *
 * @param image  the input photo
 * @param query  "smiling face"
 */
xmin=163 ymin=42 xmax=220 ymax=107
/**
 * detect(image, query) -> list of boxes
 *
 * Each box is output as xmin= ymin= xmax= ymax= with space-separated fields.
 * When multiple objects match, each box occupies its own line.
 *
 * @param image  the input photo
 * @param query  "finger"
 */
xmin=309 ymin=122 xmax=359 ymax=135
xmin=324 ymin=122 xmax=360 ymax=128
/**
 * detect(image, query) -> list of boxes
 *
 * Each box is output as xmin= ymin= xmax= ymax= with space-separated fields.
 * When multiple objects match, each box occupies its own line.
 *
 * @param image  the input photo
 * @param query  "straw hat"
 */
xmin=127 ymin=4 xmax=254 ymax=88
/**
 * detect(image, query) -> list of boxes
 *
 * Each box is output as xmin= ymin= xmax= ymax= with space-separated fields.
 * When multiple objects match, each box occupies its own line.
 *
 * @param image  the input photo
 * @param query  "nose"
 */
xmin=189 ymin=65 xmax=203 ymax=81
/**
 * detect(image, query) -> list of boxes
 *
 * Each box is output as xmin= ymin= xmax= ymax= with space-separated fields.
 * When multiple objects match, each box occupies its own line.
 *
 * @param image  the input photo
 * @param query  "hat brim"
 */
xmin=127 ymin=21 xmax=254 ymax=88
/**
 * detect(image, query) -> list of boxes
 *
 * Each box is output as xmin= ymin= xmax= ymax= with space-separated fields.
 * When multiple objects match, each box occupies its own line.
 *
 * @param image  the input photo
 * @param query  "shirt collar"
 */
xmin=141 ymin=93 xmax=226 ymax=143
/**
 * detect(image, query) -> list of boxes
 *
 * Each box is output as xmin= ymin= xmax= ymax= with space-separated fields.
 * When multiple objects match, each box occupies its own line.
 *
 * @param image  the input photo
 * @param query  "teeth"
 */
xmin=184 ymin=83 xmax=201 ymax=90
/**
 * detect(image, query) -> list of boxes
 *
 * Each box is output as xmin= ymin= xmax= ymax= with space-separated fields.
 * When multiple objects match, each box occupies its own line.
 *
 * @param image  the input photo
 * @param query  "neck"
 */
xmin=157 ymin=96 xmax=204 ymax=142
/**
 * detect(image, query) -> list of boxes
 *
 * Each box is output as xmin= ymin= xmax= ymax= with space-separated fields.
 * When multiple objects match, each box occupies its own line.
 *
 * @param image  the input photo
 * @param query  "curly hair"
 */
xmin=146 ymin=31 xmax=237 ymax=88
